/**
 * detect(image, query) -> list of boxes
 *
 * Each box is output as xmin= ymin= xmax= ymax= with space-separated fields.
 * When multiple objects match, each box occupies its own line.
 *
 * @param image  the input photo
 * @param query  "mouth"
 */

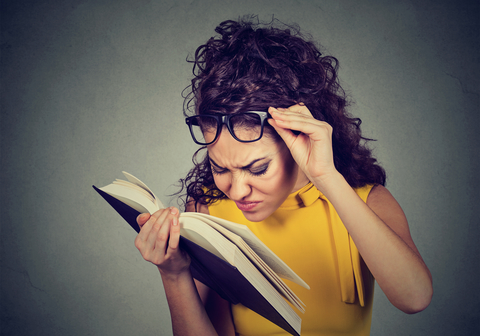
xmin=234 ymin=201 xmax=262 ymax=212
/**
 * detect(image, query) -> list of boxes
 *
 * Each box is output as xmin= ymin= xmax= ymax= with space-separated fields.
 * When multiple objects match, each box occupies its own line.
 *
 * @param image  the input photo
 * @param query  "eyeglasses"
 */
xmin=185 ymin=111 xmax=270 ymax=145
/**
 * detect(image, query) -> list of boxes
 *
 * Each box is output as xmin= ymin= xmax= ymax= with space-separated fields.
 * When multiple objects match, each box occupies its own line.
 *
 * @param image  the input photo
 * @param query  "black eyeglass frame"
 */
xmin=185 ymin=111 xmax=270 ymax=145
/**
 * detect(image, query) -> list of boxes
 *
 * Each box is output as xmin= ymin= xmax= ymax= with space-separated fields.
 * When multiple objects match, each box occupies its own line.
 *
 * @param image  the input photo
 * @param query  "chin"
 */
xmin=241 ymin=209 xmax=272 ymax=222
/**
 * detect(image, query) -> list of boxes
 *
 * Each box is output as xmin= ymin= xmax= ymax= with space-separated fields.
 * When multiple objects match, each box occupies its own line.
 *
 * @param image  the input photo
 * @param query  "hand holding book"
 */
xmin=94 ymin=172 xmax=309 ymax=336
xmin=134 ymin=207 xmax=191 ymax=277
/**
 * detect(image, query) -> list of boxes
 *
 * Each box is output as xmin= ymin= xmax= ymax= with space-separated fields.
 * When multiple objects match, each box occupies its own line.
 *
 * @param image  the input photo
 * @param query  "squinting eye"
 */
xmin=249 ymin=164 xmax=269 ymax=176
xmin=211 ymin=166 xmax=228 ymax=175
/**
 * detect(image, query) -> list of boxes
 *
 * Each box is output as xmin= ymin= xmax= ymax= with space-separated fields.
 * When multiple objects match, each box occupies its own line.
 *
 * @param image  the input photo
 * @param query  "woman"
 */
xmin=134 ymin=18 xmax=433 ymax=335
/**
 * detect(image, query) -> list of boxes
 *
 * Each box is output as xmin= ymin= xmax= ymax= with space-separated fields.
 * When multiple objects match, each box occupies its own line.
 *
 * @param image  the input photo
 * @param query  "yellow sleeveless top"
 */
xmin=208 ymin=183 xmax=375 ymax=336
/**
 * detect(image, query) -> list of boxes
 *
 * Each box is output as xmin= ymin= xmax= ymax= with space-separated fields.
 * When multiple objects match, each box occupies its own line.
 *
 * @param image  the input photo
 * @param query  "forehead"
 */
xmin=207 ymin=128 xmax=283 ymax=167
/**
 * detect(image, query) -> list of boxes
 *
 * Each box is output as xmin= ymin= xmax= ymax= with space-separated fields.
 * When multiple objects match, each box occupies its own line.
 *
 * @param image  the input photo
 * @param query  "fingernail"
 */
xmin=170 ymin=207 xmax=178 ymax=215
xmin=172 ymin=217 xmax=178 ymax=226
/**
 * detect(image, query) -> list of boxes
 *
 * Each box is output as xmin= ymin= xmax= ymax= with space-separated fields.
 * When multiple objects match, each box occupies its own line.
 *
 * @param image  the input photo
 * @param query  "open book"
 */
xmin=94 ymin=172 xmax=309 ymax=336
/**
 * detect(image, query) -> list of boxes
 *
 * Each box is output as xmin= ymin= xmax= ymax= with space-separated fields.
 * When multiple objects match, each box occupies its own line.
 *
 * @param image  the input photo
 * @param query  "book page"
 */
xmin=99 ymin=184 xmax=159 ymax=214
xmin=122 ymin=171 xmax=164 ymax=209
xmin=182 ymin=212 xmax=309 ymax=290
xmin=113 ymin=180 xmax=155 ymax=203
xmin=180 ymin=218 xmax=238 ymax=265
xmin=184 ymin=213 xmax=305 ymax=311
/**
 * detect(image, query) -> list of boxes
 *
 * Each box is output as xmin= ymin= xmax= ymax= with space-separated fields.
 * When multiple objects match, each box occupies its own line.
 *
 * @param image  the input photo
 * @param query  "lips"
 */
xmin=235 ymin=201 xmax=262 ymax=212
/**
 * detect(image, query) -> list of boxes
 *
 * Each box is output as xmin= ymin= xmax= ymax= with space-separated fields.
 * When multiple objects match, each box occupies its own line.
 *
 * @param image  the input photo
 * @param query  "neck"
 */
xmin=292 ymin=169 xmax=310 ymax=193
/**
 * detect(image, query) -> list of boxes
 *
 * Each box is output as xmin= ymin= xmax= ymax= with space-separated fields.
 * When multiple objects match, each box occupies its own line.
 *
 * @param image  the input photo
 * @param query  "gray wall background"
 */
xmin=1 ymin=0 xmax=479 ymax=335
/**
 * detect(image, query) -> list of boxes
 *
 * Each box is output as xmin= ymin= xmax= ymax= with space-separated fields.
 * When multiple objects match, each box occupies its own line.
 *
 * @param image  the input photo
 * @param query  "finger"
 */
xmin=273 ymin=116 xmax=328 ymax=138
xmin=284 ymin=103 xmax=314 ymax=117
xmin=137 ymin=213 xmax=151 ymax=227
xmin=145 ymin=208 xmax=172 ymax=251
xmin=166 ymin=208 xmax=181 ymax=253
xmin=268 ymin=110 xmax=314 ymax=141
xmin=270 ymin=108 xmax=329 ymax=140
xmin=149 ymin=206 xmax=179 ymax=254
xmin=268 ymin=118 xmax=298 ymax=146
xmin=269 ymin=106 xmax=301 ymax=136
xmin=136 ymin=209 xmax=166 ymax=243
xmin=270 ymin=106 xmax=318 ymax=124
xmin=269 ymin=107 xmax=303 ymax=127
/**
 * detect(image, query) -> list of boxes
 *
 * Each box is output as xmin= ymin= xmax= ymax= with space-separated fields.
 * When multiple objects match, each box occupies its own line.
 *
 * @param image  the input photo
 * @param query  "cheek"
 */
xmin=253 ymin=174 xmax=285 ymax=195
xmin=212 ymin=174 xmax=229 ymax=193
xmin=266 ymin=162 xmax=297 ymax=194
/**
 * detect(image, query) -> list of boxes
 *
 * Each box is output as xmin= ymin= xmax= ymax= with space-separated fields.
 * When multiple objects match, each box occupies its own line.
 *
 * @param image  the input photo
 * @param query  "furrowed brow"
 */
xmin=209 ymin=157 xmax=268 ymax=170
xmin=209 ymin=158 xmax=224 ymax=169
xmin=240 ymin=158 xmax=268 ymax=170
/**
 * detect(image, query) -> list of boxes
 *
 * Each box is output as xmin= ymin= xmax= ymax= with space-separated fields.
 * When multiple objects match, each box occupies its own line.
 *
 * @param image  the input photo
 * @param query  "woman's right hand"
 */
xmin=134 ymin=207 xmax=191 ymax=277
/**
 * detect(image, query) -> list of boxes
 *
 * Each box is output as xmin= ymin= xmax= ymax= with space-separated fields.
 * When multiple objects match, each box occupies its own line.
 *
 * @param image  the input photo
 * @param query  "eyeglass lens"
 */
xmin=190 ymin=113 xmax=263 ymax=144
xmin=189 ymin=115 xmax=218 ymax=144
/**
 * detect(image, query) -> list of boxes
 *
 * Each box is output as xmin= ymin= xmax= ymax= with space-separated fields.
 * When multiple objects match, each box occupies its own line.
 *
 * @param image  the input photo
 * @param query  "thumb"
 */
xmin=268 ymin=118 xmax=297 ymax=149
xmin=136 ymin=213 xmax=151 ymax=226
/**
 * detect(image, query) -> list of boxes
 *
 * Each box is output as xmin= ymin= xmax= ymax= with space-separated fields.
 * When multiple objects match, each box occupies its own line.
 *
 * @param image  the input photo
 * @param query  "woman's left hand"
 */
xmin=268 ymin=104 xmax=338 ymax=184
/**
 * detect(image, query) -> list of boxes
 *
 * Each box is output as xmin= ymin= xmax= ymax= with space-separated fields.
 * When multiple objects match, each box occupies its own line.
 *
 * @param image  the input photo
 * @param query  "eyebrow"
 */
xmin=209 ymin=157 xmax=269 ymax=170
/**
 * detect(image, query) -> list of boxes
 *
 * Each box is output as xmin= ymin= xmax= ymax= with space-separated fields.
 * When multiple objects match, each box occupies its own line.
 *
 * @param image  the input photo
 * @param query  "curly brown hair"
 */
xmin=178 ymin=17 xmax=386 ymax=209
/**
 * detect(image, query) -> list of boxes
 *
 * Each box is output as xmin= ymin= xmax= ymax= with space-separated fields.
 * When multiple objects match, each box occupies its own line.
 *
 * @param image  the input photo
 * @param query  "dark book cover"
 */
xmin=93 ymin=185 xmax=300 ymax=336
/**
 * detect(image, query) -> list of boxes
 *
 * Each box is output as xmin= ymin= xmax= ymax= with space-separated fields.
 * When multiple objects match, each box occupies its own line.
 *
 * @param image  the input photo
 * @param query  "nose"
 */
xmin=228 ymin=174 xmax=252 ymax=201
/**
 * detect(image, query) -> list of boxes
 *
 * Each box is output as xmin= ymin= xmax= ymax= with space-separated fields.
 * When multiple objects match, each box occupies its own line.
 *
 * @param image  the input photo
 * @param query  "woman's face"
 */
xmin=206 ymin=127 xmax=309 ymax=222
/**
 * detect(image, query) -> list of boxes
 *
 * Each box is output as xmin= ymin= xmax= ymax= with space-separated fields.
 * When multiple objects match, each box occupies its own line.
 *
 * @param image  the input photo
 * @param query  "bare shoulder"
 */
xmin=366 ymin=185 xmax=419 ymax=252
xmin=366 ymin=185 xmax=404 ymax=218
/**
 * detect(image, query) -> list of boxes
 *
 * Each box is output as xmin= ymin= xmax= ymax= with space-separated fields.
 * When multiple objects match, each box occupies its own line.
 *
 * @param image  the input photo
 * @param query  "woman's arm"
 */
xmin=269 ymin=104 xmax=433 ymax=313
xmin=135 ymin=208 xmax=216 ymax=335
xmin=161 ymin=264 xmax=215 ymax=336
xmin=315 ymin=174 xmax=433 ymax=313
xmin=135 ymin=202 xmax=234 ymax=335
